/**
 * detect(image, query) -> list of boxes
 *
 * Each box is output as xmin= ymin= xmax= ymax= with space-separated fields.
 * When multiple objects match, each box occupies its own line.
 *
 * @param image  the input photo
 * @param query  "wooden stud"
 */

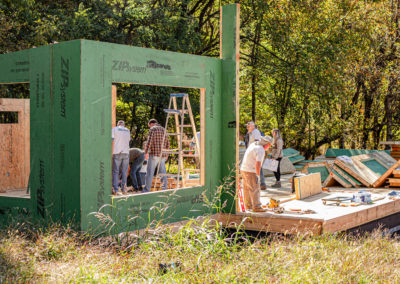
xmin=372 ymin=160 xmax=400 ymax=188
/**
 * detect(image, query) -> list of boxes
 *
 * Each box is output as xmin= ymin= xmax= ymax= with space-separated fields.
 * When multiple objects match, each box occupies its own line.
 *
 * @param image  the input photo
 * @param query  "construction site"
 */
xmin=1 ymin=3 xmax=400 ymax=237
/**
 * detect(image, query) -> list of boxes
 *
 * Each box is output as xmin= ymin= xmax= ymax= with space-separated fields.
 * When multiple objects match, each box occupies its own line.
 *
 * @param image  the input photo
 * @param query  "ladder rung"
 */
xmin=183 ymin=169 xmax=200 ymax=172
xmin=164 ymin=109 xmax=181 ymax=114
xmin=182 ymin=140 xmax=193 ymax=143
xmin=170 ymin=93 xmax=188 ymax=97
xmin=158 ymin=173 xmax=179 ymax=177
xmin=162 ymin=150 xmax=179 ymax=154
xmin=183 ymin=154 xmax=199 ymax=157
xmin=166 ymin=133 xmax=180 ymax=136
xmin=179 ymin=125 xmax=193 ymax=127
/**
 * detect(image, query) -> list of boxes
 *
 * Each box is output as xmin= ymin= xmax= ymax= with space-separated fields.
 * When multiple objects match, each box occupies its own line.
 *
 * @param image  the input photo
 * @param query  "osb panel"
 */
xmin=0 ymin=99 xmax=30 ymax=190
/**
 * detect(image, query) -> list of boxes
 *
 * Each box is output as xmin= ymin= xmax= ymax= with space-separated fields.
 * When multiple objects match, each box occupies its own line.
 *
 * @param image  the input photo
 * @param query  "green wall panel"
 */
xmin=52 ymin=41 xmax=82 ymax=224
xmin=29 ymin=46 xmax=54 ymax=220
xmin=80 ymin=40 xmax=113 ymax=231
xmin=220 ymin=4 xmax=239 ymax=213
xmin=0 ymin=49 xmax=30 ymax=83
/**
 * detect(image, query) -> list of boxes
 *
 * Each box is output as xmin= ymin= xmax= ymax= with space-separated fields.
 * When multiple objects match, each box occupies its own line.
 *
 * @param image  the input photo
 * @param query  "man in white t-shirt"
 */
xmin=246 ymin=121 xmax=267 ymax=190
xmin=112 ymin=120 xmax=131 ymax=195
xmin=240 ymin=135 xmax=272 ymax=212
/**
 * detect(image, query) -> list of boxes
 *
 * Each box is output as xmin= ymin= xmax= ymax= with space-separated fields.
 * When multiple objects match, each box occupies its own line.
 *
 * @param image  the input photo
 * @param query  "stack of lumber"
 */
xmin=391 ymin=145 xmax=400 ymax=161
xmin=324 ymin=152 xmax=400 ymax=189
xmin=151 ymin=177 xmax=180 ymax=191
xmin=379 ymin=141 xmax=400 ymax=161
xmin=388 ymin=169 xmax=400 ymax=187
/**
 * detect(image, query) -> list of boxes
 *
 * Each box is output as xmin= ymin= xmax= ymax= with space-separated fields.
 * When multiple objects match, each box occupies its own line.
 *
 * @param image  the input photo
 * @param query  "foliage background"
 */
xmin=1 ymin=0 xmax=399 ymax=156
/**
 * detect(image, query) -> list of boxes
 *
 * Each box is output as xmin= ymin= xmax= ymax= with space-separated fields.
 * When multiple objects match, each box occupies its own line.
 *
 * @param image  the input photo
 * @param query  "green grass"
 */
xmin=1 ymin=220 xmax=400 ymax=282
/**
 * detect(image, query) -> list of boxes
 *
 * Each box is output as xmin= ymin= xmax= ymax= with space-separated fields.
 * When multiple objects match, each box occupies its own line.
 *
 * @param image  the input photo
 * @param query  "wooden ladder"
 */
xmin=157 ymin=93 xmax=200 ymax=188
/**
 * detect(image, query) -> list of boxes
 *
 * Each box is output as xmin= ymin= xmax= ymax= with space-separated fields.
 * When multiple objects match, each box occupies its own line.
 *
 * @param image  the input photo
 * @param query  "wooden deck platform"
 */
xmin=217 ymin=174 xmax=400 ymax=235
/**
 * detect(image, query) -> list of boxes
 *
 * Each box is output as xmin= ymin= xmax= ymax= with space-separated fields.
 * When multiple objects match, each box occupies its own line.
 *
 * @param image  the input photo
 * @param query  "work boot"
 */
xmin=271 ymin=181 xmax=281 ymax=188
xmin=260 ymin=184 xmax=267 ymax=190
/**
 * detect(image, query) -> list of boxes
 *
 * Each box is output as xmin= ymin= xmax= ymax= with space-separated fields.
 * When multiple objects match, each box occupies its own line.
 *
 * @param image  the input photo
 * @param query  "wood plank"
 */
xmin=372 ymin=159 xmax=400 ymax=188
xmin=350 ymin=154 xmax=392 ymax=185
xmin=216 ymin=213 xmax=323 ymax=235
xmin=294 ymin=173 xmax=322 ymax=200
xmin=323 ymin=199 xmax=400 ymax=233
xmin=334 ymin=159 xmax=370 ymax=187
xmin=111 ymin=85 xmax=117 ymax=127
xmin=380 ymin=141 xmax=400 ymax=145
xmin=332 ymin=165 xmax=361 ymax=187
xmin=329 ymin=170 xmax=353 ymax=188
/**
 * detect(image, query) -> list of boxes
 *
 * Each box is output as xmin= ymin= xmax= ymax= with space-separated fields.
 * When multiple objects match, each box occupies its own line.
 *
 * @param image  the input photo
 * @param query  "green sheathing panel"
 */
xmin=307 ymin=167 xmax=329 ymax=182
xmin=361 ymin=159 xmax=388 ymax=176
xmin=283 ymin=148 xmax=300 ymax=158
xmin=220 ymin=4 xmax=239 ymax=214
xmin=29 ymin=46 xmax=54 ymax=220
xmin=0 ymin=49 xmax=30 ymax=83
xmin=79 ymin=38 xmax=224 ymax=232
xmin=52 ymin=41 xmax=81 ymax=224
xmin=325 ymin=148 xmax=390 ymax=158
xmin=0 ymin=197 xmax=31 ymax=227
xmin=289 ymin=155 xmax=305 ymax=164
xmin=331 ymin=168 xmax=352 ymax=186
xmin=332 ymin=165 xmax=362 ymax=186
xmin=80 ymin=41 xmax=113 ymax=231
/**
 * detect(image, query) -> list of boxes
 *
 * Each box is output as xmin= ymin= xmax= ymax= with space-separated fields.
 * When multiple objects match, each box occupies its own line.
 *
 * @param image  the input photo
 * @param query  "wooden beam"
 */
xmin=216 ymin=213 xmax=323 ymax=235
xmin=334 ymin=160 xmax=370 ymax=187
xmin=372 ymin=160 xmax=400 ymax=188
xmin=323 ymin=199 xmax=400 ymax=233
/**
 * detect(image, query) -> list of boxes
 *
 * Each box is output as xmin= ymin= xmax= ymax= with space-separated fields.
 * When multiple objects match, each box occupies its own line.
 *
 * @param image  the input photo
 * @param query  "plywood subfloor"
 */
xmin=222 ymin=174 xmax=400 ymax=235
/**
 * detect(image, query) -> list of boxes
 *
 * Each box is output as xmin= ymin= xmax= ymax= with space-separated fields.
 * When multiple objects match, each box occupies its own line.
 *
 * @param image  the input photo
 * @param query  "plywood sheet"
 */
xmin=0 ymin=98 xmax=30 ymax=191
xmin=294 ymin=173 xmax=322 ymax=200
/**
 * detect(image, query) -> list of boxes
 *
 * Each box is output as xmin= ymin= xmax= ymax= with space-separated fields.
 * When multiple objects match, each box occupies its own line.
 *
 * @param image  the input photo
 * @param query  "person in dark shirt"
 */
xmin=129 ymin=148 xmax=145 ymax=192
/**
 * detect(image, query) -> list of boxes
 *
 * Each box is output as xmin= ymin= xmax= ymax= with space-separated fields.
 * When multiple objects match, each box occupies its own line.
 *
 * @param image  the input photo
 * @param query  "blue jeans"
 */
xmin=130 ymin=153 xmax=145 ymax=190
xmin=260 ymin=167 xmax=266 ymax=186
xmin=145 ymin=155 xmax=167 ymax=192
xmin=112 ymin=153 xmax=129 ymax=192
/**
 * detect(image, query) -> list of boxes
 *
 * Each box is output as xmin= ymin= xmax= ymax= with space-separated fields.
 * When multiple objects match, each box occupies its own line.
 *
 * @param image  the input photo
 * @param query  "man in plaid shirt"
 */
xmin=144 ymin=119 xmax=170 ymax=192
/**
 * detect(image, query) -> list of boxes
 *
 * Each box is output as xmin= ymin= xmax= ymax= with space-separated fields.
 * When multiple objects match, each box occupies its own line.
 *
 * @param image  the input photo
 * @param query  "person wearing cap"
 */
xmin=245 ymin=121 xmax=267 ymax=190
xmin=144 ymin=119 xmax=170 ymax=192
xmin=240 ymin=135 xmax=272 ymax=212
xmin=112 ymin=120 xmax=131 ymax=195
xmin=270 ymin=129 xmax=284 ymax=188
